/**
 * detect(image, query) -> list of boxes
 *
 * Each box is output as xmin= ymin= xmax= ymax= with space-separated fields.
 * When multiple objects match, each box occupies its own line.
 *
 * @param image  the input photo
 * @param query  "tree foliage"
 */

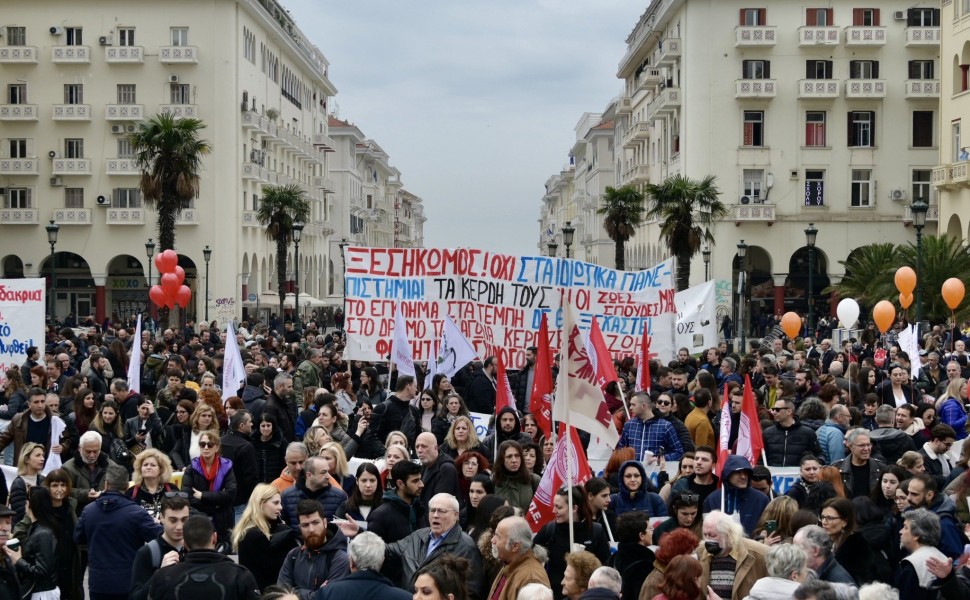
xmin=256 ymin=185 xmax=311 ymax=318
xmin=597 ymin=184 xmax=646 ymax=271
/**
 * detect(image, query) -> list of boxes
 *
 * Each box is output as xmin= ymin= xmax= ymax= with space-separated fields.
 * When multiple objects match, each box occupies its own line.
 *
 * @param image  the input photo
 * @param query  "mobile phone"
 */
xmin=764 ymin=520 xmax=778 ymax=534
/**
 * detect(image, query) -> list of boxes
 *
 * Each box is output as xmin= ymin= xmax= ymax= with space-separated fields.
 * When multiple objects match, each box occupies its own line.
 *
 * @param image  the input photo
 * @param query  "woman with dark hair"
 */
xmin=68 ymin=387 xmax=97 ymax=436
xmin=251 ymin=413 xmax=286 ymax=484
xmin=28 ymin=365 xmax=49 ymax=393
xmin=413 ymin=554 xmax=469 ymax=600
xmin=491 ymin=440 xmax=540 ymax=512
xmin=0 ymin=366 xmax=28 ymax=420
xmin=414 ymin=389 xmax=443 ymax=439
xmin=638 ymin=528 xmax=701 ymax=600
xmin=467 ymin=494 xmax=506 ymax=543
xmin=521 ymin=413 xmax=543 ymax=445
xmin=331 ymin=371 xmax=357 ymax=416
xmin=435 ymin=394 xmax=469 ymax=444
xmin=871 ymin=465 xmax=911 ymax=516
xmin=463 ymin=474 xmax=496 ymax=534
xmin=653 ymin=554 xmax=703 ymax=600
xmin=857 ymin=367 xmax=879 ymax=400
xmin=9 ymin=486 xmax=60 ymax=599
xmin=585 ymin=477 xmax=617 ymax=542
xmin=603 ymin=381 xmax=623 ymax=414
xmin=752 ymin=496 xmax=799 ymax=545
xmin=356 ymin=367 xmax=386 ymax=406
xmin=107 ymin=339 xmax=128 ymax=376
xmin=430 ymin=374 xmax=453 ymax=404
xmin=455 ymin=450 xmax=489 ymax=510
xmin=652 ymin=492 xmax=702 ymax=542
xmin=821 ymin=497 xmax=874 ymax=585
xmin=914 ymin=402 xmax=938 ymax=445
xmin=610 ymin=461 xmax=666 ymax=517
xmin=521 ymin=441 xmax=544 ymax=477
xmin=334 ymin=462 xmax=383 ymax=525
xmin=852 ymin=496 xmax=893 ymax=583
xmin=91 ymin=399 xmax=125 ymax=457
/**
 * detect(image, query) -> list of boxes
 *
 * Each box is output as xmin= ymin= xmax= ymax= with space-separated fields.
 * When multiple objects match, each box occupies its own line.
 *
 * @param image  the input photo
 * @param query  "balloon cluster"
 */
xmin=149 ymin=249 xmax=191 ymax=309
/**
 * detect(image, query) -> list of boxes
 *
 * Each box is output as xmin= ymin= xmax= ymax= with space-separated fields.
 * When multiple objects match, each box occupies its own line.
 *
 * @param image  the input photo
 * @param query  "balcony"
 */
xmin=52 ymin=104 xmax=91 ymax=121
xmin=799 ymin=27 xmax=840 ymax=46
xmin=845 ymin=27 xmax=887 ymax=46
xmin=0 ymin=105 xmax=38 ymax=121
xmin=242 ymin=211 xmax=261 ymax=228
xmin=105 ymin=104 xmax=144 ymax=120
xmin=52 ymin=159 xmax=92 ymax=176
xmin=160 ymin=104 xmax=198 ymax=118
xmin=904 ymin=80 xmax=940 ymax=99
xmin=105 ymin=46 xmax=143 ymax=63
xmin=906 ymin=27 xmax=941 ymax=46
xmin=52 ymin=208 xmax=92 ymax=225
xmin=797 ymin=79 xmax=841 ymax=99
xmin=0 ymin=46 xmax=37 ymax=63
xmin=158 ymin=46 xmax=197 ymax=63
xmin=312 ymin=133 xmax=335 ymax=152
xmin=933 ymin=162 xmax=969 ymax=189
xmin=241 ymin=111 xmax=267 ymax=131
xmin=105 ymin=158 xmax=140 ymax=175
xmin=622 ymin=165 xmax=650 ymax=185
xmin=616 ymin=96 xmax=632 ymax=115
xmin=647 ymin=87 xmax=680 ymax=120
xmin=51 ymin=46 xmax=90 ymax=63
xmin=105 ymin=207 xmax=144 ymax=225
xmin=903 ymin=204 xmax=940 ymax=223
xmin=0 ymin=209 xmax=38 ymax=225
xmin=735 ymin=26 xmax=777 ymax=47
xmin=735 ymin=79 xmax=777 ymax=99
xmin=733 ymin=203 xmax=775 ymax=223
xmin=623 ymin=121 xmax=651 ymax=147
xmin=312 ymin=176 xmax=335 ymax=192
xmin=0 ymin=158 xmax=39 ymax=175
xmin=636 ymin=69 xmax=664 ymax=93
xmin=175 ymin=209 xmax=198 ymax=225
xmin=845 ymin=79 xmax=886 ymax=98
xmin=655 ymin=38 xmax=681 ymax=67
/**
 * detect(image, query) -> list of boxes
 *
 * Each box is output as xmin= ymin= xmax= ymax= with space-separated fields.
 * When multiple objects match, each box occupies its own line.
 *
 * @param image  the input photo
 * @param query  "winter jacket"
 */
xmin=0 ymin=555 xmax=21 ymax=600
xmin=611 ymin=542 xmax=654 ymax=600
xmin=936 ymin=564 xmax=970 ymax=600
xmin=743 ymin=576 xmax=800 ymax=600
xmin=61 ymin=451 xmax=118 ymax=513
xmin=817 ymin=555 xmax=857 ymax=585
xmin=484 ymin=550 xmax=550 ymax=600
xmin=816 ymin=420 xmax=847 ymax=464
xmin=386 ymin=525 xmax=484 ymax=599
xmin=480 ymin=406 xmax=535 ymax=461
xmin=148 ymin=549 xmax=260 ymax=600
xmin=925 ymin=493 xmax=966 ymax=558
xmin=220 ymin=430 xmax=258 ymax=505
xmin=464 ymin=370 xmax=497 ymax=414
xmin=609 ymin=460 xmax=668 ymax=517
xmin=251 ymin=429 xmax=286 ymax=484
xmin=8 ymin=474 xmax=41 ymax=525
xmin=369 ymin=395 xmax=415 ymax=446
xmin=123 ymin=414 xmax=165 ymax=451
xmin=702 ymin=455 xmax=769 ymax=536
xmin=0 ymin=389 xmax=26 ymax=420
xmin=314 ymin=568 xmax=411 ymax=600
xmin=278 ymin=524 xmax=349 ymax=600
xmin=129 ymin=534 xmax=181 ymax=600
xmin=180 ymin=456 xmax=236 ymax=540
xmin=418 ymin=452 xmax=460 ymax=526
xmin=494 ymin=473 xmax=541 ymax=513
xmin=74 ymin=490 xmax=162 ymax=595
xmin=534 ymin=520 xmax=611 ymax=600
xmin=366 ymin=489 xmax=417 ymax=544
xmin=238 ymin=519 xmax=298 ymax=591
xmin=762 ymin=420 xmax=821 ymax=467
xmin=16 ymin=522 xmax=58 ymax=593
xmin=280 ymin=479 xmax=348 ymax=537
xmin=939 ymin=397 xmax=969 ymax=440
xmin=264 ymin=392 xmax=297 ymax=443
xmin=832 ymin=456 xmax=885 ymax=498
xmin=685 ymin=407 xmax=715 ymax=448
xmin=869 ymin=426 xmax=917 ymax=465
xmin=697 ymin=536 xmax=768 ymax=600
xmin=168 ymin=424 xmax=192 ymax=470
xmin=292 ymin=360 xmax=323 ymax=405
xmin=661 ymin=414 xmax=695 ymax=454
xmin=0 ymin=408 xmax=73 ymax=464
xmin=833 ymin=531 xmax=874 ymax=585
xmin=240 ymin=385 xmax=266 ymax=422
xmin=918 ymin=442 xmax=952 ymax=491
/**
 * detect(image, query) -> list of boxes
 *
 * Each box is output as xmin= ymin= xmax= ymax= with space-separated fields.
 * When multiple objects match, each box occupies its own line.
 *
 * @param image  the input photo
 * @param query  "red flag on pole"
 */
xmin=635 ymin=324 xmax=652 ymax=393
xmin=494 ymin=353 xmax=515 ymax=415
xmin=716 ymin=384 xmax=732 ymax=481
xmin=716 ymin=374 xmax=765 ymax=479
xmin=525 ymin=425 xmax=592 ymax=533
xmin=529 ymin=313 xmax=553 ymax=438
xmin=587 ymin=316 xmax=619 ymax=387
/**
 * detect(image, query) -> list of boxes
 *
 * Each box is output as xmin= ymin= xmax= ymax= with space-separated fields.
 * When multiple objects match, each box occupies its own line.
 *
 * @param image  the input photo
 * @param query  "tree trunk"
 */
xmin=276 ymin=237 xmax=288 ymax=319
xmin=615 ymin=239 xmax=625 ymax=271
xmin=157 ymin=202 xmax=177 ymax=329
xmin=676 ymin=250 xmax=692 ymax=291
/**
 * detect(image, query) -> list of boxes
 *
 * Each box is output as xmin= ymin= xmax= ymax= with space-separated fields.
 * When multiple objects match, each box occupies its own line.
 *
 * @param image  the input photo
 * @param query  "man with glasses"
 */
xmin=831 ymin=429 xmax=885 ymax=499
xmin=917 ymin=424 xmax=957 ymax=490
xmin=762 ymin=397 xmax=821 ymax=467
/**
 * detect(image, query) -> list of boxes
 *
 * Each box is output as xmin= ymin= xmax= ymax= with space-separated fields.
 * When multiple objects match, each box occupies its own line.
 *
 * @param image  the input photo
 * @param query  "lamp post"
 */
xmin=804 ymin=223 xmax=818 ymax=334
xmin=737 ymin=240 xmax=748 ymax=353
xmin=702 ymin=243 xmax=711 ymax=281
xmin=911 ymin=198 xmax=929 ymax=325
xmin=561 ymin=221 xmax=575 ymax=259
xmin=45 ymin=220 xmax=59 ymax=322
xmin=202 ymin=245 xmax=212 ymax=322
xmin=547 ymin=241 xmax=559 ymax=257
xmin=292 ymin=221 xmax=304 ymax=325
xmin=338 ymin=238 xmax=349 ymax=333
xmin=145 ymin=239 xmax=156 ymax=324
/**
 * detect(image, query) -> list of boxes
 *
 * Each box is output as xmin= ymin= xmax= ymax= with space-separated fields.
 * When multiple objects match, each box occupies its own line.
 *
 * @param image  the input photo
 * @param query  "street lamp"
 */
xmin=292 ymin=221 xmax=305 ymax=324
xmin=702 ymin=243 xmax=712 ymax=281
xmin=547 ymin=241 xmax=559 ymax=257
xmin=338 ymin=238 xmax=350 ymax=333
xmin=145 ymin=239 xmax=156 ymax=319
xmin=202 ymin=245 xmax=212 ymax=322
xmin=561 ymin=221 xmax=575 ymax=259
xmin=737 ymin=240 xmax=748 ymax=353
xmin=804 ymin=223 xmax=818 ymax=334
xmin=911 ymin=198 xmax=929 ymax=325
xmin=45 ymin=220 xmax=59 ymax=322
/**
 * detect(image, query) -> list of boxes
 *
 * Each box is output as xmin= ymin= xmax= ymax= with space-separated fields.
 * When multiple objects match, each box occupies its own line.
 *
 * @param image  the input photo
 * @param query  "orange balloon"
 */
xmin=873 ymin=300 xmax=896 ymax=334
xmin=942 ymin=278 xmax=966 ymax=310
xmin=781 ymin=311 xmax=801 ymax=340
xmin=894 ymin=267 xmax=917 ymax=296
xmin=899 ymin=293 xmax=913 ymax=309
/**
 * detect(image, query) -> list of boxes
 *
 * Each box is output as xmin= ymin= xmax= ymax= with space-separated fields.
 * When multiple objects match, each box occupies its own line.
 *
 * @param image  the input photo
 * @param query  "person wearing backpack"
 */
xmin=278 ymin=499 xmax=350 ymax=599
xmin=147 ymin=514 xmax=260 ymax=600
xmin=129 ymin=494 xmax=190 ymax=600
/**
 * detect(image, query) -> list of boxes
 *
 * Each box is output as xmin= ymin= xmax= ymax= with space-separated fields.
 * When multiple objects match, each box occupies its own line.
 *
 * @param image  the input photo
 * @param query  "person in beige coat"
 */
xmin=487 ymin=516 xmax=551 ymax=600
xmin=696 ymin=510 xmax=768 ymax=600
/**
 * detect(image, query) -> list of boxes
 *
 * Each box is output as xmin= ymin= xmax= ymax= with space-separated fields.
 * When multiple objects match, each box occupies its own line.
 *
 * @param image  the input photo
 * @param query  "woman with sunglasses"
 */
xmin=652 ymin=492 xmax=702 ymax=542
xmin=181 ymin=430 xmax=237 ymax=543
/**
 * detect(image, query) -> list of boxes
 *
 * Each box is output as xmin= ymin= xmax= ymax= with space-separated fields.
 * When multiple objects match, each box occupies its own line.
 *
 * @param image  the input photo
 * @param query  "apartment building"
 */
xmin=935 ymin=0 xmax=970 ymax=243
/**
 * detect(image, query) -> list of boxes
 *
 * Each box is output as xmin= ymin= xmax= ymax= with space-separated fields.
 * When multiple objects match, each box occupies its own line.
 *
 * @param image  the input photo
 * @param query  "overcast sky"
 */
xmin=285 ymin=0 xmax=644 ymax=256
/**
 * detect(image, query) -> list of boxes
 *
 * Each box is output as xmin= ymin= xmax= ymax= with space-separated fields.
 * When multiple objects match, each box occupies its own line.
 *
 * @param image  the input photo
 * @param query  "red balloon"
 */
xmin=174 ymin=265 xmax=186 ymax=286
xmin=155 ymin=249 xmax=178 ymax=274
xmin=149 ymin=285 xmax=166 ymax=306
xmin=174 ymin=285 xmax=192 ymax=308
xmin=160 ymin=272 xmax=179 ymax=290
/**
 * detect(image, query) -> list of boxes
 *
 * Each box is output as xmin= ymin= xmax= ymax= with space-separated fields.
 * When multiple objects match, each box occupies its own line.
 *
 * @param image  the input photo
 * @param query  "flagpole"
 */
xmin=617 ymin=386 xmax=631 ymax=420
xmin=565 ymin=422 xmax=575 ymax=551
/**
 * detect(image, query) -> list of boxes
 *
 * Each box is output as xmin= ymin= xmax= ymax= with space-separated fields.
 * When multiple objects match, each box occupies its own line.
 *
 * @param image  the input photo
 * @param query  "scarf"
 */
xmin=200 ymin=454 xmax=221 ymax=490
xmin=903 ymin=545 xmax=948 ymax=588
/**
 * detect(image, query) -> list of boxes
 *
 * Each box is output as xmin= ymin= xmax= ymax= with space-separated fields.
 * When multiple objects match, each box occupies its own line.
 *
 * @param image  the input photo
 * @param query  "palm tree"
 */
xmin=129 ymin=113 xmax=212 ymax=251
xmin=256 ymin=185 xmax=311 ymax=317
xmin=826 ymin=243 xmax=899 ymax=310
xmin=597 ymin=184 xmax=646 ymax=271
xmin=644 ymin=175 xmax=726 ymax=291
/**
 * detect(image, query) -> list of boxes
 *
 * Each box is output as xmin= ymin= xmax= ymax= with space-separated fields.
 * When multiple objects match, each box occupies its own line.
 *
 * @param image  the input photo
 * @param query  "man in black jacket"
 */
xmin=130 ymin=495 xmax=189 ymax=600
xmin=147 ymin=515 xmax=259 ymax=600
xmin=612 ymin=511 xmax=655 ymax=600
xmin=481 ymin=407 xmax=533 ymax=462
xmin=761 ymin=397 xmax=821 ymax=467
xmin=918 ymin=424 xmax=957 ymax=491
xmin=511 ymin=347 xmax=537 ymax=413
xmin=869 ymin=404 xmax=916 ymax=464
xmin=464 ymin=357 xmax=497 ymax=414
xmin=369 ymin=376 xmax=418 ymax=445
xmin=264 ymin=373 xmax=297 ymax=442
xmin=221 ymin=411 xmax=258 ymax=521
xmin=0 ymin=504 xmax=21 ymax=600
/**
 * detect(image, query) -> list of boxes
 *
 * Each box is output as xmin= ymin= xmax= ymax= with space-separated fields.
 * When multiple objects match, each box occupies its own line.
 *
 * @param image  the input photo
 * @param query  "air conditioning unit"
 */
xmin=50 ymin=176 xmax=63 ymax=187
xmin=126 ymin=125 xmax=136 ymax=133
xmin=96 ymin=195 xmax=109 ymax=207
xmin=894 ymin=10 xmax=907 ymax=21
xmin=98 ymin=36 xmax=111 ymax=46
xmin=740 ymin=196 xmax=751 ymax=205
xmin=47 ymin=150 xmax=56 ymax=159
xmin=891 ymin=188 xmax=907 ymax=201
xmin=110 ymin=125 xmax=124 ymax=134
xmin=49 ymin=26 xmax=63 ymax=35
xmin=168 ymin=74 xmax=180 ymax=83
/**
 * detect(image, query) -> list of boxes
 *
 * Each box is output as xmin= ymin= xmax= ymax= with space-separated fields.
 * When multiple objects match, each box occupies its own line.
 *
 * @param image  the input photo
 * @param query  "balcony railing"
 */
xmin=655 ymin=38 xmax=681 ymax=67
xmin=105 ymin=104 xmax=144 ymax=120
xmin=52 ymin=208 xmax=92 ymax=224
xmin=735 ymin=79 xmax=777 ymax=99
xmin=52 ymin=46 xmax=90 ymax=63
xmin=647 ymin=87 xmax=680 ymax=120
xmin=242 ymin=211 xmax=261 ymax=227
xmin=799 ymin=27 xmax=840 ymax=46
xmin=906 ymin=27 xmax=941 ymax=46
xmin=51 ymin=159 xmax=92 ymax=175
xmin=312 ymin=133 xmax=335 ymax=151
xmin=0 ymin=105 xmax=38 ymax=120
xmin=175 ymin=209 xmax=197 ymax=225
xmin=797 ymin=79 xmax=840 ymax=99
xmin=735 ymin=26 xmax=777 ymax=47
xmin=623 ymin=121 xmax=651 ymax=147
xmin=845 ymin=79 xmax=886 ymax=98
xmin=0 ymin=209 xmax=38 ymax=225
xmin=933 ymin=162 xmax=969 ymax=189
xmin=637 ymin=69 xmax=664 ymax=93
xmin=616 ymin=96 xmax=632 ymax=115
xmin=845 ymin=27 xmax=887 ymax=46
xmin=312 ymin=176 xmax=335 ymax=192
xmin=733 ymin=203 xmax=775 ymax=222
xmin=622 ymin=165 xmax=650 ymax=185
xmin=0 ymin=46 xmax=37 ymax=63
xmin=158 ymin=46 xmax=197 ymax=63
xmin=52 ymin=104 xmax=91 ymax=120
xmin=105 ymin=46 xmax=143 ymax=63
xmin=0 ymin=158 xmax=39 ymax=175
xmin=105 ymin=208 xmax=144 ymax=225
xmin=903 ymin=204 xmax=940 ymax=223
xmin=105 ymin=158 xmax=140 ymax=175
xmin=160 ymin=104 xmax=198 ymax=118
xmin=904 ymin=80 xmax=940 ymax=99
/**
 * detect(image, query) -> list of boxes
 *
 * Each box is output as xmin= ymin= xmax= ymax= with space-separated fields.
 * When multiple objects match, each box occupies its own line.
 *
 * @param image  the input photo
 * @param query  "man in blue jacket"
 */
xmin=702 ymin=455 xmax=768 ymax=537
xmin=314 ymin=532 xmax=410 ymax=600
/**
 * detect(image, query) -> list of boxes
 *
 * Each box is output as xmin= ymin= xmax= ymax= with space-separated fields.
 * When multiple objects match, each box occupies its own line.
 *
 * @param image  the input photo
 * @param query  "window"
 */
xmin=851 ymin=169 xmax=873 ymax=207
xmin=6 ymin=27 xmax=26 ymax=46
xmin=739 ymin=8 xmax=766 ymax=25
xmin=849 ymin=60 xmax=879 ymax=79
xmin=170 ymin=83 xmax=190 ymax=104
xmin=117 ymin=139 xmax=134 ymax=158
xmin=908 ymin=60 xmax=934 ymax=80
xmin=912 ymin=170 xmax=932 ymax=204
xmin=742 ymin=60 xmax=770 ymax=79
xmin=908 ymin=8 xmax=940 ymax=26
xmin=64 ymin=139 xmax=83 ymax=159
xmin=243 ymin=28 xmax=256 ymax=63
xmin=913 ymin=111 xmax=934 ymax=148
xmin=852 ymin=8 xmax=880 ymax=26
xmin=952 ymin=121 xmax=963 ymax=162
xmin=742 ymin=169 xmax=764 ymax=200
xmin=806 ymin=8 xmax=833 ymax=26
xmin=805 ymin=60 xmax=833 ymax=79
xmin=65 ymin=27 xmax=82 ymax=46
xmin=117 ymin=28 xmax=135 ymax=46
xmin=848 ymin=111 xmax=875 ymax=147
xmin=743 ymin=111 xmax=764 ymax=146
xmin=171 ymin=27 xmax=188 ymax=46
xmin=806 ymin=111 xmax=826 ymax=146
xmin=64 ymin=188 xmax=84 ymax=209
xmin=117 ymin=84 xmax=136 ymax=104
xmin=64 ymin=84 xmax=83 ymax=105
xmin=7 ymin=139 xmax=27 ymax=158
xmin=5 ymin=189 xmax=30 ymax=209
xmin=8 ymin=84 xmax=26 ymax=104
xmin=366 ymin=194 xmax=373 ymax=209
xmin=805 ymin=170 xmax=825 ymax=206
xmin=112 ymin=188 xmax=141 ymax=208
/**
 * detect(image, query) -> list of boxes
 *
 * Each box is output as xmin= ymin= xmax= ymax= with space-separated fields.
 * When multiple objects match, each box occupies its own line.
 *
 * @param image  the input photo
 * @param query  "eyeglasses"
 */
xmin=164 ymin=491 xmax=189 ymax=499
xmin=198 ymin=441 xmax=218 ymax=449
xmin=820 ymin=515 xmax=843 ymax=522
xmin=769 ymin=407 xmax=790 ymax=413
xmin=427 ymin=508 xmax=455 ymax=515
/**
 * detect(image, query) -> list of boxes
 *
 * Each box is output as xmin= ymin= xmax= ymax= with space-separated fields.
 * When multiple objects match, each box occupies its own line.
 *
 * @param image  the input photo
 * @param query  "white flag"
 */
xmin=425 ymin=339 xmax=438 ymax=385
xmin=392 ymin=304 xmax=416 ymax=377
xmin=127 ymin=314 xmax=142 ymax=394
xmin=432 ymin=314 xmax=479 ymax=379
xmin=223 ymin=321 xmax=247 ymax=401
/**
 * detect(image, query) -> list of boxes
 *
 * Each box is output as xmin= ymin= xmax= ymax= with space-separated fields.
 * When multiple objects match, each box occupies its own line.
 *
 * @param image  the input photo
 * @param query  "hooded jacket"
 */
xmin=701 ymin=455 xmax=769 ymax=536
xmin=481 ymin=406 xmax=533 ymax=460
xmin=367 ymin=489 xmax=417 ymax=544
xmin=926 ymin=493 xmax=966 ymax=558
xmin=609 ymin=460 xmax=667 ymax=517
xmin=869 ymin=426 xmax=917 ymax=464
xmin=240 ymin=384 xmax=266 ymax=421
xmin=278 ymin=524 xmax=350 ymax=600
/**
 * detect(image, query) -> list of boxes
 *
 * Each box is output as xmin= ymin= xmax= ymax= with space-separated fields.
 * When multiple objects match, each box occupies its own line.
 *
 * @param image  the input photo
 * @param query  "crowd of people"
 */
xmin=0 ymin=314 xmax=967 ymax=600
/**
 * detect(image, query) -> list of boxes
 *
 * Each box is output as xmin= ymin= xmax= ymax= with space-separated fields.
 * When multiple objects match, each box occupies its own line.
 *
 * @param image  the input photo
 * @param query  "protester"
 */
xmin=487 ymin=516 xmax=552 ymax=600
xmin=130 ymin=494 xmax=190 ymax=600
xmin=231 ymin=484 xmax=297 ymax=592
xmin=696 ymin=510 xmax=768 ymax=600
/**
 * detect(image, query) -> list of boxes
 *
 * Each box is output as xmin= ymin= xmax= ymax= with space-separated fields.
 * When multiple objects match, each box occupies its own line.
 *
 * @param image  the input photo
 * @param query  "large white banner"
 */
xmin=674 ymin=280 xmax=718 ymax=354
xmin=0 ymin=279 xmax=45 ymax=386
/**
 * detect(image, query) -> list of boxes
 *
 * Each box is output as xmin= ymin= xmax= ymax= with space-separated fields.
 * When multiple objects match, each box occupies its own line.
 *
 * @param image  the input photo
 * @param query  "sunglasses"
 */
xmin=164 ymin=491 xmax=189 ymax=499
xmin=678 ymin=493 xmax=699 ymax=504
xmin=656 ymin=400 xmax=672 ymax=407
xmin=198 ymin=441 xmax=218 ymax=449
xmin=769 ymin=407 xmax=791 ymax=412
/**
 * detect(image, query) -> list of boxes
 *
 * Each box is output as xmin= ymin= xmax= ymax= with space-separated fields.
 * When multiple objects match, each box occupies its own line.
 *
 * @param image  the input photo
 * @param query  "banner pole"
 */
xmin=617 ymin=385 xmax=631 ymax=420
xmin=566 ymin=422 xmax=575 ymax=551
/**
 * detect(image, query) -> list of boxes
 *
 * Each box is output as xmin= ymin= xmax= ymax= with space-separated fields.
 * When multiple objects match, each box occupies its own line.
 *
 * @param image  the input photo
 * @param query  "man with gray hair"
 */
xmin=869 ymin=404 xmax=916 ymax=464
xmin=488 ymin=516 xmax=551 ymax=600
xmin=816 ymin=405 xmax=850 ymax=464
xmin=272 ymin=441 xmax=310 ymax=492
xmin=831 ymin=428 xmax=885 ymax=499
xmin=697 ymin=510 xmax=768 ymax=599
xmin=315 ymin=532 xmax=410 ymax=600
xmin=62 ymin=429 xmax=120 ymax=514
xmin=745 ymin=543 xmax=810 ymax=599
xmin=517 ymin=583 xmax=553 ymax=600
xmin=578 ymin=566 xmax=622 ymax=599
xmin=792 ymin=525 xmax=855 ymax=585
xmin=896 ymin=508 xmax=947 ymax=598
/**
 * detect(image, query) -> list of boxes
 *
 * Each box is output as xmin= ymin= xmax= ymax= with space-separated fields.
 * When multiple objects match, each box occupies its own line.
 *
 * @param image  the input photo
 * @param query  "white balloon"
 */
xmin=836 ymin=298 xmax=860 ymax=329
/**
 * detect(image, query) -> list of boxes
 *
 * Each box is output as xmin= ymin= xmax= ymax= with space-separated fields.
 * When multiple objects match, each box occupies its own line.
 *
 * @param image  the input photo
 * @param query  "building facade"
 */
xmin=935 ymin=0 xmax=970 ymax=243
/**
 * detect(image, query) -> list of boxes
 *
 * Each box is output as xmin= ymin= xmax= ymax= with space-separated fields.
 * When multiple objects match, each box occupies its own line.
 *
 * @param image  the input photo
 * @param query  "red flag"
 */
xmin=529 ymin=313 xmax=554 ymax=438
xmin=716 ymin=384 xmax=732 ymax=481
xmin=586 ymin=317 xmax=619 ymax=387
xmin=716 ymin=375 xmax=765 ymax=479
xmin=494 ymin=353 xmax=515 ymax=415
xmin=635 ymin=325 xmax=652 ymax=393
xmin=525 ymin=426 xmax=592 ymax=533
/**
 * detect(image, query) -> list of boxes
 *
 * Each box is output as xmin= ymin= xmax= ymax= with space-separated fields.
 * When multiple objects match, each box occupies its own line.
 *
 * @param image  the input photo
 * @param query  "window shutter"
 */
xmin=848 ymin=112 xmax=855 ymax=146
xmin=806 ymin=9 xmax=817 ymax=26
xmin=934 ymin=9 xmax=941 ymax=27
xmin=872 ymin=9 xmax=880 ymax=26
xmin=909 ymin=61 xmax=918 ymax=79
xmin=853 ymin=8 xmax=863 ymax=26
xmin=825 ymin=60 xmax=833 ymax=78
xmin=740 ymin=9 xmax=746 ymax=25
xmin=873 ymin=61 xmax=879 ymax=79
xmin=849 ymin=60 xmax=859 ymax=78
xmin=827 ymin=9 xmax=834 ymax=24
xmin=871 ymin=112 xmax=876 ymax=146
xmin=806 ymin=122 xmax=814 ymax=146
xmin=907 ymin=9 xmax=918 ymax=26
xmin=806 ymin=60 xmax=814 ymax=79
xmin=758 ymin=9 xmax=766 ymax=25
xmin=742 ymin=60 xmax=750 ymax=77
xmin=764 ymin=61 xmax=771 ymax=78
xmin=913 ymin=111 xmax=933 ymax=147
xmin=962 ymin=65 xmax=970 ymax=92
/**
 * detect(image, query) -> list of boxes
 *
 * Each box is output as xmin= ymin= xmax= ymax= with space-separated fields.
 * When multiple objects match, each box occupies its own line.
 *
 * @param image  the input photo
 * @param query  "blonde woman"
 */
xmin=303 ymin=424 xmax=329 ymax=457
xmin=320 ymin=442 xmax=354 ymax=495
xmin=379 ymin=443 xmax=411 ymax=489
xmin=126 ymin=448 xmax=176 ymax=519
xmin=937 ymin=377 xmax=968 ymax=441
xmin=232 ymin=484 xmax=297 ymax=591
xmin=9 ymin=442 xmax=45 ymax=523
xmin=440 ymin=416 xmax=482 ymax=459
xmin=384 ymin=430 xmax=410 ymax=454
